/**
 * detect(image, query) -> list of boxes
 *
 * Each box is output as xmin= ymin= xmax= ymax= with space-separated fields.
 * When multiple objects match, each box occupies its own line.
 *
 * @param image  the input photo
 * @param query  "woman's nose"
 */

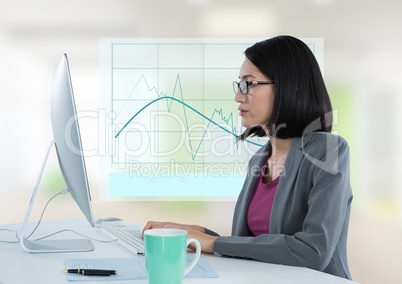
xmin=235 ymin=90 xmax=246 ymax=103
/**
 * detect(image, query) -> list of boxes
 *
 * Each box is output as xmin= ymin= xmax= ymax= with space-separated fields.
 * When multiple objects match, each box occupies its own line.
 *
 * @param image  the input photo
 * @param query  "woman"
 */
xmin=143 ymin=35 xmax=353 ymax=280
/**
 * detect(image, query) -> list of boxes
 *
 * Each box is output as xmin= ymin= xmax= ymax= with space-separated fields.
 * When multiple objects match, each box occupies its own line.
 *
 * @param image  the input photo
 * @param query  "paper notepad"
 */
xmin=63 ymin=254 xmax=218 ymax=281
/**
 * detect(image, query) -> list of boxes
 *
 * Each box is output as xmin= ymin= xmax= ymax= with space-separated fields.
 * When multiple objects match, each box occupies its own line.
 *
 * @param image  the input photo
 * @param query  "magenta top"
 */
xmin=247 ymin=162 xmax=280 ymax=236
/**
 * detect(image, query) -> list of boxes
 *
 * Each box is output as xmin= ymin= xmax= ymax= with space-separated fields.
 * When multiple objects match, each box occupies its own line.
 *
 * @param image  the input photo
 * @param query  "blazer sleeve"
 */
xmin=213 ymin=135 xmax=353 ymax=273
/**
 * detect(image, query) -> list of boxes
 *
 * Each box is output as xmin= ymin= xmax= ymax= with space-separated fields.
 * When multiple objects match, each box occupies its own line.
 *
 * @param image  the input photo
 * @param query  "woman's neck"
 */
xmin=261 ymin=136 xmax=293 ymax=183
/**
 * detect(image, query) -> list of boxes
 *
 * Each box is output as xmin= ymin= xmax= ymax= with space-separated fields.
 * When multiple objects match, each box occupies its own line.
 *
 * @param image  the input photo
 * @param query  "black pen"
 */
xmin=61 ymin=269 xmax=117 ymax=276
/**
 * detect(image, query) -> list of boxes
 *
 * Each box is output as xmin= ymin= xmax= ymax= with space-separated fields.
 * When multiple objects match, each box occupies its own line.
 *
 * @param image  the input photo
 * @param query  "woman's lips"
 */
xmin=238 ymin=108 xmax=248 ymax=116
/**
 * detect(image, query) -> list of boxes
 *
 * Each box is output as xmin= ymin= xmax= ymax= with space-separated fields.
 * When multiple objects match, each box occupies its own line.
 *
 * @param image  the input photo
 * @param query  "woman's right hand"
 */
xmin=142 ymin=221 xmax=205 ymax=235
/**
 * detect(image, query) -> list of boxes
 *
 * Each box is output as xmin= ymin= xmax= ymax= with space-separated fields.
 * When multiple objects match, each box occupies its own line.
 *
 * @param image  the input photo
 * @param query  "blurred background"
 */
xmin=0 ymin=0 xmax=401 ymax=283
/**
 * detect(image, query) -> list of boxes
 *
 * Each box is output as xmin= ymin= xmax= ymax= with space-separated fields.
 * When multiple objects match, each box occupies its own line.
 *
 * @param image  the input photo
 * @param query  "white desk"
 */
xmin=0 ymin=219 xmax=358 ymax=284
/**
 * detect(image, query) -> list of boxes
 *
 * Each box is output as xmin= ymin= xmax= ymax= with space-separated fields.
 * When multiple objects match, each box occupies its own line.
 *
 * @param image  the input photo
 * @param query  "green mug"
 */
xmin=144 ymin=228 xmax=201 ymax=284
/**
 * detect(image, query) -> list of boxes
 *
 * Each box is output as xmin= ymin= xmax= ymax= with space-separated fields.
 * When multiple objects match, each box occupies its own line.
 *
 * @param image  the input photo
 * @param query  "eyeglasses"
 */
xmin=233 ymin=80 xmax=274 ymax=95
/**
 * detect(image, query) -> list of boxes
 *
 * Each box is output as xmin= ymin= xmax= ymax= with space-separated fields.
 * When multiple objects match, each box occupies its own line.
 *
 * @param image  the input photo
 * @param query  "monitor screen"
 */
xmin=51 ymin=54 xmax=95 ymax=228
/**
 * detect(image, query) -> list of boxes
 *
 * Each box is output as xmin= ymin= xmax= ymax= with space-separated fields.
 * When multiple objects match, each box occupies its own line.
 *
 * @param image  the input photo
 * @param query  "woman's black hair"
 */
xmin=238 ymin=35 xmax=333 ymax=140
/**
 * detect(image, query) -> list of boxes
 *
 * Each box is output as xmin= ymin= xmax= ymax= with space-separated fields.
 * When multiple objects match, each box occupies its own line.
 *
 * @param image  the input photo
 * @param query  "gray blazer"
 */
xmin=212 ymin=132 xmax=353 ymax=279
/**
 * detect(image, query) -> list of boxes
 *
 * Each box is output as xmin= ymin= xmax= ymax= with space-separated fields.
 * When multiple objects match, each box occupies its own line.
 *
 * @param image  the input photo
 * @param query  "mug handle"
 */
xmin=184 ymin=238 xmax=201 ymax=275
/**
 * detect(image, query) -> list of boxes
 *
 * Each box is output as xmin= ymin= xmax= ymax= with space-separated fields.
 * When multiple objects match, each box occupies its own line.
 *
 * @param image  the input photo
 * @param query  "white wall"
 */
xmin=1 ymin=1 xmax=401 ymax=283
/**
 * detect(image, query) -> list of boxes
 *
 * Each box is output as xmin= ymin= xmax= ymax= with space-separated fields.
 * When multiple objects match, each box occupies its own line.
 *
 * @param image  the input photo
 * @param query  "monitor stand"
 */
xmin=21 ymin=238 xmax=94 ymax=253
xmin=20 ymin=140 xmax=94 ymax=253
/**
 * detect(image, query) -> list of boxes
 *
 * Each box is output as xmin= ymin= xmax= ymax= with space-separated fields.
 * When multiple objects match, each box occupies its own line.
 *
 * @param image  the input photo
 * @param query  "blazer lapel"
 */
xmin=269 ymin=135 xmax=311 ymax=233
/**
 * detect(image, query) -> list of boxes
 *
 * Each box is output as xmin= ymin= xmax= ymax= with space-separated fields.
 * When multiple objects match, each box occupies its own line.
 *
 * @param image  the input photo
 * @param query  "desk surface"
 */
xmin=0 ymin=219 xmax=358 ymax=284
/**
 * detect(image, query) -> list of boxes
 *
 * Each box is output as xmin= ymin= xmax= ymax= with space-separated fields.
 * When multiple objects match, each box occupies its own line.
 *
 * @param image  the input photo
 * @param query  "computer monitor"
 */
xmin=20 ymin=54 xmax=95 ymax=253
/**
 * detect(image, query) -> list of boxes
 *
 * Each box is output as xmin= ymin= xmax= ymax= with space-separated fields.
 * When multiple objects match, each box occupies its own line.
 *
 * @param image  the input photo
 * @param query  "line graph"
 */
xmin=112 ymin=72 xmax=258 ymax=165
xmin=114 ymin=74 xmax=263 ymax=160
xmin=99 ymin=38 xmax=323 ymax=199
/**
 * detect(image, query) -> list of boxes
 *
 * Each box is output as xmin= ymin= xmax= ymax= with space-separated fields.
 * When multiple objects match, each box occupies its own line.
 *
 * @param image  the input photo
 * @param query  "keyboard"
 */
xmin=101 ymin=224 xmax=145 ymax=255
